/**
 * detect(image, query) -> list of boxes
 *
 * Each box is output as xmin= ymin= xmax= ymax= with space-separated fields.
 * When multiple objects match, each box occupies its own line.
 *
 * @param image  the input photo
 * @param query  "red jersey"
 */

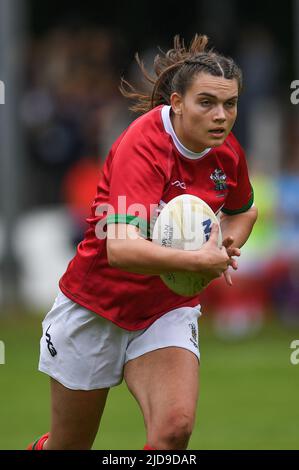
xmin=60 ymin=105 xmax=254 ymax=330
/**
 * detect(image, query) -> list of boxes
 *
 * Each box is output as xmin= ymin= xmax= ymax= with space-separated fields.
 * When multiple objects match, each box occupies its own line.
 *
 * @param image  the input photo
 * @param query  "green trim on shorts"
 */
xmin=106 ymin=214 xmax=149 ymax=238
xmin=221 ymin=186 xmax=254 ymax=215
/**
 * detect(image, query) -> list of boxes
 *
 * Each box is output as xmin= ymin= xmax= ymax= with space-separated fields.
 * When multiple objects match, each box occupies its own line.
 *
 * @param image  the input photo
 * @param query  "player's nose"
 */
xmin=213 ymin=105 xmax=226 ymax=121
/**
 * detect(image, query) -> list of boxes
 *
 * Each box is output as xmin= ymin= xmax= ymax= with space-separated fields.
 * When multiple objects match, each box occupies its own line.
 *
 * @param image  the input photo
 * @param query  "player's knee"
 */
xmin=152 ymin=409 xmax=194 ymax=449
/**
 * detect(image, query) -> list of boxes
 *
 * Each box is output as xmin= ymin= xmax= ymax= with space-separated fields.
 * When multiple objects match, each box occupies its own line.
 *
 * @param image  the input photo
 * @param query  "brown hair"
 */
xmin=120 ymin=34 xmax=242 ymax=114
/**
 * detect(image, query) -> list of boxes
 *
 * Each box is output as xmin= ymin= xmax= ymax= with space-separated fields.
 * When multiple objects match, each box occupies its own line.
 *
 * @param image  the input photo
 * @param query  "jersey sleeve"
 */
xmin=106 ymin=129 xmax=167 ymax=238
xmin=221 ymin=139 xmax=254 ymax=215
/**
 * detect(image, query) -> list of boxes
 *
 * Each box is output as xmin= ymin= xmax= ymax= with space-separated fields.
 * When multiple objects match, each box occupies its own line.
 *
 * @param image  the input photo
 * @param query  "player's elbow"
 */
xmin=249 ymin=204 xmax=258 ymax=224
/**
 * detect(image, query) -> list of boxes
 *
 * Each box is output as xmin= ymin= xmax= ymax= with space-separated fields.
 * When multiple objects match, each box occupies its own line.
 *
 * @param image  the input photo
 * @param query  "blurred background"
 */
xmin=1 ymin=0 xmax=299 ymax=450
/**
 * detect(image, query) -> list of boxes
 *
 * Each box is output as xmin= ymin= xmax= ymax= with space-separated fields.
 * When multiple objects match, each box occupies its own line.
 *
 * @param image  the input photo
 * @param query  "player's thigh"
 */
xmin=124 ymin=347 xmax=199 ymax=431
xmin=48 ymin=378 xmax=109 ymax=449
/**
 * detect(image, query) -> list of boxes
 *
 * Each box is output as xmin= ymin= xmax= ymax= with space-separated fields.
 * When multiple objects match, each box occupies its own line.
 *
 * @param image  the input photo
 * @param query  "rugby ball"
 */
xmin=152 ymin=194 xmax=222 ymax=296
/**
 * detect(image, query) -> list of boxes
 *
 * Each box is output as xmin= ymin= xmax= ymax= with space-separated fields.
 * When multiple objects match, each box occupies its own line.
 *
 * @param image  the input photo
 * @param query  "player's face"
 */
xmin=171 ymin=72 xmax=239 ymax=152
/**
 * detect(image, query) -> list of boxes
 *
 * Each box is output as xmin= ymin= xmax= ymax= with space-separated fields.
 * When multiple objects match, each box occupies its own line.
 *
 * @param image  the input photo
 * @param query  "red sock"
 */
xmin=143 ymin=444 xmax=156 ymax=450
xmin=27 ymin=432 xmax=49 ymax=450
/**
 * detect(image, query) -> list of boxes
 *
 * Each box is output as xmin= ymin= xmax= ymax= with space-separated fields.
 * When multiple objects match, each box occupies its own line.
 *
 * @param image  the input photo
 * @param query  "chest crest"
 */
xmin=210 ymin=168 xmax=227 ymax=191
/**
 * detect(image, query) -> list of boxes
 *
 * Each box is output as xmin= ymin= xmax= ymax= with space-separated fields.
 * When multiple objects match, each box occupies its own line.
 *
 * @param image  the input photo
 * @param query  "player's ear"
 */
xmin=170 ymin=92 xmax=183 ymax=116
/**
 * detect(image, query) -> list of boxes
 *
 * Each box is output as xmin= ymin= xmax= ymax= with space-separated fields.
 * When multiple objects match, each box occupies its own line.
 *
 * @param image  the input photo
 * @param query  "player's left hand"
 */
xmin=222 ymin=236 xmax=241 ymax=286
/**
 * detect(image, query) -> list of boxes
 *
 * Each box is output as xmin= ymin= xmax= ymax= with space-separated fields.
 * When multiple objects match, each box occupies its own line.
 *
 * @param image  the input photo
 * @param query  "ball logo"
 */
xmin=202 ymin=218 xmax=212 ymax=242
xmin=161 ymin=224 xmax=174 ymax=248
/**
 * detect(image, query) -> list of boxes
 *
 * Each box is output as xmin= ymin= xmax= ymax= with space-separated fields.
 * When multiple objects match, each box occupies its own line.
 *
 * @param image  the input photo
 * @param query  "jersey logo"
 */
xmin=171 ymin=180 xmax=186 ymax=189
xmin=210 ymin=169 xmax=227 ymax=191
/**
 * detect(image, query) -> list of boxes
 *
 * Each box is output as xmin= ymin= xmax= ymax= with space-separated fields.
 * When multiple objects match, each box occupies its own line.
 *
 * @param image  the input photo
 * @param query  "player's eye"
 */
xmin=225 ymin=101 xmax=237 ymax=108
xmin=200 ymin=100 xmax=212 ymax=107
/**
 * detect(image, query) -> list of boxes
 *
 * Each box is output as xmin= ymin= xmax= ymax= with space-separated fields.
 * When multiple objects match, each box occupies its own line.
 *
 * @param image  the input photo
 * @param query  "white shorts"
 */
xmin=38 ymin=290 xmax=201 ymax=390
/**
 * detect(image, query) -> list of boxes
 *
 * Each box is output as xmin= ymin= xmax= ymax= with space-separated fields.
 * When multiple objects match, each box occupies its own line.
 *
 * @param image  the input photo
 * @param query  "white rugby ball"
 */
xmin=152 ymin=194 xmax=222 ymax=296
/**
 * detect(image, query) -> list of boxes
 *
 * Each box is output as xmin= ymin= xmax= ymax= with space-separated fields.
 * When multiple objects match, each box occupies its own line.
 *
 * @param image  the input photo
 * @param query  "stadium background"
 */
xmin=1 ymin=0 xmax=299 ymax=449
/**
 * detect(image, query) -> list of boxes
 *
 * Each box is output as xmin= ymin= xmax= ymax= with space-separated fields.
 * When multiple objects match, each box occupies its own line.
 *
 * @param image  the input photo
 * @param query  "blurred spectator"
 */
xmin=268 ymin=257 xmax=299 ymax=327
xmin=234 ymin=26 xmax=283 ymax=179
xmin=21 ymin=27 xmax=128 ymax=209
xmin=61 ymin=156 xmax=102 ymax=246
xmin=266 ymin=173 xmax=299 ymax=326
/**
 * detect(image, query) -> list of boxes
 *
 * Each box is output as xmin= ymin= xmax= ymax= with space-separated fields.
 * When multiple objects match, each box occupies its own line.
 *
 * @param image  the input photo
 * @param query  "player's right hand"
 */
xmin=194 ymin=223 xmax=230 ymax=281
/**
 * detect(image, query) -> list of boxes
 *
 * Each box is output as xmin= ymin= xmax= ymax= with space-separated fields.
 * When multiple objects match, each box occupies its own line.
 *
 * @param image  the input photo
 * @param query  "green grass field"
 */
xmin=0 ymin=313 xmax=299 ymax=450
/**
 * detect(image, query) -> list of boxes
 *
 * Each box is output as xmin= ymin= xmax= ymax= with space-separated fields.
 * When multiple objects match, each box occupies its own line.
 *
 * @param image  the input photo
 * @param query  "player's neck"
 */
xmin=170 ymin=110 xmax=207 ymax=154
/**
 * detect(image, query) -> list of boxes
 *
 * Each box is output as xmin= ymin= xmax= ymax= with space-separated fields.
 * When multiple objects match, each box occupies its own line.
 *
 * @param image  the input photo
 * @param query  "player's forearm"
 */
xmin=107 ymin=237 xmax=198 ymax=275
xmin=220 ymin=206 xmax=258 ymax=248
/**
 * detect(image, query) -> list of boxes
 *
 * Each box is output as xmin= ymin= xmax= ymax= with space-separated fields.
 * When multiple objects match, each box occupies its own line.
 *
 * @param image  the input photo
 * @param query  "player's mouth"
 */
xmin=208 ymin=128 xmax=226 ymax=138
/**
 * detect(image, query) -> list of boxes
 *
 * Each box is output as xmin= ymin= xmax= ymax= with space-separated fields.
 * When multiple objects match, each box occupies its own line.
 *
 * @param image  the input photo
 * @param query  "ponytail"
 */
xmin=120 ymin=34 xmax=242 ymax=114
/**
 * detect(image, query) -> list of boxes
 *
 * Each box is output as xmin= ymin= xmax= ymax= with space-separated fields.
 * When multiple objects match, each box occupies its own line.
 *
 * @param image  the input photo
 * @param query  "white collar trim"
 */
xmin=161 ymin=105 xmax=211 ymax=160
